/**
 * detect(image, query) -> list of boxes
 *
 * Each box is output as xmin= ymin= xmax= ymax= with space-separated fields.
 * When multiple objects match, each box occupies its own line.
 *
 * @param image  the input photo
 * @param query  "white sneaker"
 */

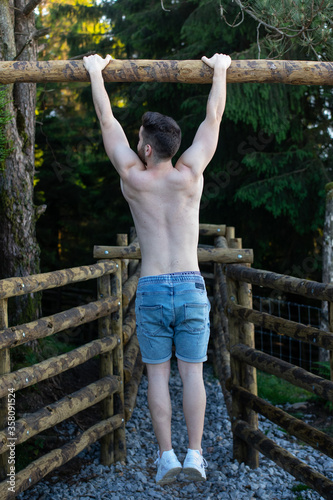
xmin=183 ymin=449 xmax=207 ymax=481
xmin=155 ymin=449 xmax=182 ymax=485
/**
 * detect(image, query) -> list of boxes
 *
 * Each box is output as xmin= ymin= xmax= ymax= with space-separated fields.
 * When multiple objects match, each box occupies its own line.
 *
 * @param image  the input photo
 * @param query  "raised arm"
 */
xmin=83 ymin=54 xmax=139 ymax=178
xmin=176 ymin=53 xmax=231 ymax=176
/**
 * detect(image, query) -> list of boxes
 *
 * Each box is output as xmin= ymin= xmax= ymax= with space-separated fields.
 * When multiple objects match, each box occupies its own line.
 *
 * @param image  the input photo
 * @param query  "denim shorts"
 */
xmin=135 ymin=272 xmax=211 ymax=364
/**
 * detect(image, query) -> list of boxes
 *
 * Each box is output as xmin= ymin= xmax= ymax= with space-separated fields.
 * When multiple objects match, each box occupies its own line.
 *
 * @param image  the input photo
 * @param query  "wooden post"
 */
xmin=226 ymin=226 xmax=235 ymax=246
xmin=225 ymin=231 xmax=245 ymax=462
xmin=227 ymin=236 xmax=259 ymax=467
xmin=226 ymin=268 xmax=246 ymax=463
xmin=0 ymin=59 xmax=332 ymax=85
xmin=111 ymin=260 xmax=126 ymax=463
xmin=97 ymin=267 xmax=114 ymax=465
xmin=0 ymin=299 xmax=10 ymax=480
xmin=236 ymin=264 xmax=259 ymax=468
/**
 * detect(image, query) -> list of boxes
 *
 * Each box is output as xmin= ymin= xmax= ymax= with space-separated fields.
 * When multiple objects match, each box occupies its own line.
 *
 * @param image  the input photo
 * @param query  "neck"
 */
xmin=145 ymin=158 xmax=173 ymax=170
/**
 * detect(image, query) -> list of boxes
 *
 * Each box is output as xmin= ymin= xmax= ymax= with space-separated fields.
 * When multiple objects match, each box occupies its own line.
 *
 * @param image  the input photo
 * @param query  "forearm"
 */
xmin=206 ymin=67 xmax=227 ymax=123
xmin=88 ymin=71 xmax=114 ymax=126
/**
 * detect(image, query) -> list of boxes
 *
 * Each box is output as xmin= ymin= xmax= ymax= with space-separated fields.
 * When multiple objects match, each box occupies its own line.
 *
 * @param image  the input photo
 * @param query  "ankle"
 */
xmin=188 ymin=447 xmax=202 ymax=455
xmin=160 ymin=448 xmax=173 ymax=457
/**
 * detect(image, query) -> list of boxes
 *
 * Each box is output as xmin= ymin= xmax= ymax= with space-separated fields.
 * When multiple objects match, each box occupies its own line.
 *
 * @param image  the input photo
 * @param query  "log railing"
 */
xmin=0 ymin=252 xmax=143 ymax=499
xmin=212 ymin=231 xmax=333 ymax=499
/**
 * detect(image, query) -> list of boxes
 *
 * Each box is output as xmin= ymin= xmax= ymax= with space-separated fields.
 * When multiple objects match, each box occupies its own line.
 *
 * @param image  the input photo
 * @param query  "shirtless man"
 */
xmin=83 ymin=52 xmax=231 ymax=485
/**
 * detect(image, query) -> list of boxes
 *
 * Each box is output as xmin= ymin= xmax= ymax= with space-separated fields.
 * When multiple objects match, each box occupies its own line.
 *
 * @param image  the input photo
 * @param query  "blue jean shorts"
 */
xmin=135 ymin=272 xmax=211 ymax=364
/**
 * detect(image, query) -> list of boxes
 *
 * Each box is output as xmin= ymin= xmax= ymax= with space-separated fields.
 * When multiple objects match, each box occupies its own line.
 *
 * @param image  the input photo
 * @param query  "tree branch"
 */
xmin=161 ymin=1 xmax=170 ymax=12
xmin=23 ymin=0 xmax=43 ymax=17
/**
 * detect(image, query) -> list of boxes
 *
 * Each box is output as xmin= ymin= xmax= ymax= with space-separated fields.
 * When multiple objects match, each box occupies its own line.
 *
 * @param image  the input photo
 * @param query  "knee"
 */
xmin=177 ymin=359 xmax=203 ymax=382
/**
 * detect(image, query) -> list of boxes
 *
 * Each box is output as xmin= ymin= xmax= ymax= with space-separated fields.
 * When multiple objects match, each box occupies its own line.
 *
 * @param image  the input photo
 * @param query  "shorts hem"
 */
xmin=141 ymin=354 xmax=172 ymax=365
xmin=176 ymin=353 xmax=207 ymax=363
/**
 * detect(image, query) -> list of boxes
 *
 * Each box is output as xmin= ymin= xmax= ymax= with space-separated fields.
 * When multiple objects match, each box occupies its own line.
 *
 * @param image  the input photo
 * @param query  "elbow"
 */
xmin=99 ymin=114 xmax=113 ymax=130
xmin=216 ymin=110 xmax=224 ymax=123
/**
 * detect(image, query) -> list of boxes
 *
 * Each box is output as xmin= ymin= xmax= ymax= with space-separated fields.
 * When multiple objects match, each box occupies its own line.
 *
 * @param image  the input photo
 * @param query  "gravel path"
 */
xmin=18 ymin=361 xmax=333 ymax=500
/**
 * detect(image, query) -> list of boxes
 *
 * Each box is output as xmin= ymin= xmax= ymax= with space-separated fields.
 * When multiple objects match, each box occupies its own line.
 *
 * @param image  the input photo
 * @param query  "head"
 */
xmin=137 ymin=111 xmax=181 ymax=164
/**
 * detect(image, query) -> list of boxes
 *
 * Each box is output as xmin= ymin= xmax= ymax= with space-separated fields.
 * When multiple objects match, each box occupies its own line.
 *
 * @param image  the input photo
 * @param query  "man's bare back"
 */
xmin=121 ymin=158 xmax=203 ymax=276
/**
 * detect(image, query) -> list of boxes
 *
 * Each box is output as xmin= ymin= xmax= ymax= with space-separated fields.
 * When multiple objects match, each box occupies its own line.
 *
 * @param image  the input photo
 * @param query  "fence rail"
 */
xmin=212 ymin=232 xmax=333 ymax=499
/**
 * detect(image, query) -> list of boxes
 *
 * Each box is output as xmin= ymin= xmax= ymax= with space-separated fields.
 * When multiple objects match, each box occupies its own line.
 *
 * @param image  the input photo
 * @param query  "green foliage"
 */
xmin=313 ymin=360 xmax=331 ymax=379
xmin=0 ymin=87 xmax=13 ymax=168
xmin=220 ymin=0 xmax=333 ymax=60
xmin=291 ymin=483 xmax=311 ymax=496
xmin=257 ymin=371 xmax=312 ymax=405
xmin=16 ymin=437 xmax=46 ymax=472
xmin=235 ymin=146 xmax=326 ymax=233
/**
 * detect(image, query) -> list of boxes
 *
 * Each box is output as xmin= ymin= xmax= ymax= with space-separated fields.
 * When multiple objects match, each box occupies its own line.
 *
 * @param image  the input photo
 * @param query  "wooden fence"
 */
xmin=2 ymin=222 xmax=333 ymax=498
xmin=0 ymin=223 xmax=252 ymax=498
xmin=0 ymin=248 xmax=144 ymax=498
xmin=212 ymin=228 xmax=333 ymax=499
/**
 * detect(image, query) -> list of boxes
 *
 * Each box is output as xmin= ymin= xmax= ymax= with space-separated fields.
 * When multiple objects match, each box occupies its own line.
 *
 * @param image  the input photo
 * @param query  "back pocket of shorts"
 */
xmin=138 ymin=305 xmax=163 ymax=336
xmin=183 ymin=303 xmax=207 ymax=334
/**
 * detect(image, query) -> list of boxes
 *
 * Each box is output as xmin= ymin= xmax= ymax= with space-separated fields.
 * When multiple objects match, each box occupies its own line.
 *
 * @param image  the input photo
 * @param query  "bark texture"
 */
xmin=0 ymin=59 xmax=332 ymax=85
xmin=0 ymin=0 xmax=40 ymax=324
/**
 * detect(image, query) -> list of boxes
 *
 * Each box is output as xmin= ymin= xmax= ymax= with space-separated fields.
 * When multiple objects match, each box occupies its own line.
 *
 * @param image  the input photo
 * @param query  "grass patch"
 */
xmin=257 ymin=371 xmax=313 ymax=406
xmin=292 ymin=483 xmax=311 ymax=499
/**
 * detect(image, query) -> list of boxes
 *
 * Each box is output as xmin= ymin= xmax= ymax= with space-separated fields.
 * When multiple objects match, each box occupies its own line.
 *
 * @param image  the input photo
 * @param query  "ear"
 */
xmin=145 ymin=144 xmax=152 ymax=157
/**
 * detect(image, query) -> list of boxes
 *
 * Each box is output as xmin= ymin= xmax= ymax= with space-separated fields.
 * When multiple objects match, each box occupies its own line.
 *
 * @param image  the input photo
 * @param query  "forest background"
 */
xmin=1 ymin=0 xmax=333 ymax=323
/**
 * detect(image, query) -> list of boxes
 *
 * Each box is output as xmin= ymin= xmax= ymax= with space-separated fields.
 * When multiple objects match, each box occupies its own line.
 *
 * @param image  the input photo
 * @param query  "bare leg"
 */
xmin=146 ymin=360 xmax=172 ymax=455
xmin=177 ymin=359 xmax=206 ymax=451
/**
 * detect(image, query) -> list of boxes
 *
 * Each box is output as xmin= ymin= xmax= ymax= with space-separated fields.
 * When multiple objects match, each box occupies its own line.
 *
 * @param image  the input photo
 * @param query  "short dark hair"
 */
xmin=141 ymin=111 xmax=181 ymax=160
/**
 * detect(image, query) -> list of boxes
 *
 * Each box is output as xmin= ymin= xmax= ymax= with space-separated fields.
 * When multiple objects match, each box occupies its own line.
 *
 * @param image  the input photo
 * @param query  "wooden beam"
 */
xmin=231 ymin=343 xmax=333 ymax=402
xmin=0 ymin=261 xmax=117 ymax=299
xmin=0 ymin=59 xmax=332 ymax=85
xmin=93 ymin=244 xmax=254 ymax=263
xmin=233 ymin=420 xmax=333 ymax=499
xmin=224 ymin=264 xmax=333 ymax=302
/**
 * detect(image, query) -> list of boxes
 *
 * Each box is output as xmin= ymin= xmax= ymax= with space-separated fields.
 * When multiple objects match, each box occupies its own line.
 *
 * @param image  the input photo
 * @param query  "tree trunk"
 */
xmin=320 ymin=183 xmax=333 ymax=365
xmin=0 ymin=0 xmax=41 ymax=325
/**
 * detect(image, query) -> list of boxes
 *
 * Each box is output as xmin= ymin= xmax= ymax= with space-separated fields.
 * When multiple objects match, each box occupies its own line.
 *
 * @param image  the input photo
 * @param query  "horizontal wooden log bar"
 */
xmin=0 ymin=297 xmax=119 ymax=349
xmin=232 ymin=385 xmax=333 ymax=460
xmin=94 ymin=245 xmax=253 ymax=263
xmin=231 ymin=343 xmax=333 ymax=402
xmin=227 ymin=302 xmax=333 ymax=350
xmin=0 ymin=261 xmax=117 ymax=299
xmin=0 ymin=414 xmax=123 ymax=499
xmin=0 ymin=376 xmax=120 ymax=453
xmin=0 ymin=336 xmax=117 ymax=399
xmin=225 ymin=264 xmax=333 ymax=301
xmin=233 ymin=420 xmax=333 ymax=499
xmin=0 ymin=59 xmax=332 ymax=85
xmin=199 ymin=223 xmax=226 ymax=236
